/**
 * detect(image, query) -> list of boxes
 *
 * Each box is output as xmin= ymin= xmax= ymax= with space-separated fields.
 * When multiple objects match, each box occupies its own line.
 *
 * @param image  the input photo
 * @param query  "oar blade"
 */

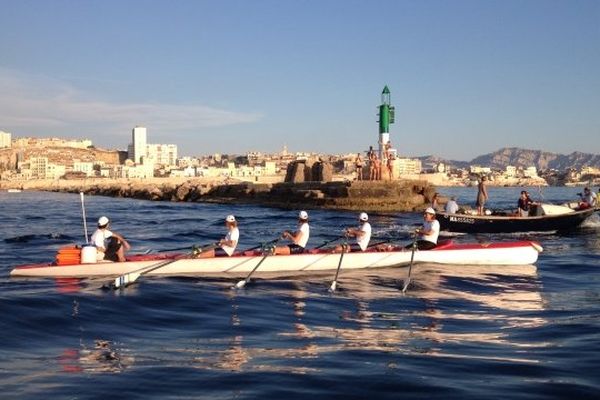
xmin=329 ymin=281 xmax=337 ymax=292
xmin=234 ymin=280 xmax=246 ymax=290
xmin=401 ymin=278 xmax=410 ymax=293
xmin=113 ymin=272 xmax=140 ymax=289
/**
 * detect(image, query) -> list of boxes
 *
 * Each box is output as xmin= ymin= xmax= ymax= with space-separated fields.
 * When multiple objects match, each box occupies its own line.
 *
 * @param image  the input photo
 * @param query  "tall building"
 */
xmin=0 ymin=130 xmax=11 ymax=148
xmin=129 ymin=126 xmax=147 ymax=163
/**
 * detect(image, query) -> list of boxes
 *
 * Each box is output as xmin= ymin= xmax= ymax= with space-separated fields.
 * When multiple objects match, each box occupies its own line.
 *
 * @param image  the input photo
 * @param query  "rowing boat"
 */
xmin=10 ymin=240 xmax=542 ymax=279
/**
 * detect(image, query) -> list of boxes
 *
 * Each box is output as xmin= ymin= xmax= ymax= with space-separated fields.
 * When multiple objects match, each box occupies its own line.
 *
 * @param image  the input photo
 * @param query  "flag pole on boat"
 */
xmin=80 ymin=192 xmax=89 ymax=244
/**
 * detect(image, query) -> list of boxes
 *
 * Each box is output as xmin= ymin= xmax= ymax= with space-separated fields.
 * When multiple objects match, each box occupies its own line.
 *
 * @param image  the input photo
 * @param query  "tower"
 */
xmin=377 ymin=85 xmax=395 ymax=160
xmin=130 ymin=126 xmax=147 ymax=164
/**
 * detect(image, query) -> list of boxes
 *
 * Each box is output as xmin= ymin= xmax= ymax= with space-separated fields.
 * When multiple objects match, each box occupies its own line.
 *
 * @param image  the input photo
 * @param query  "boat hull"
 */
xmin=10 ymin=241 xmax=542 ymax=279
xmin=438 ymin=208 xmax=594 ymax=234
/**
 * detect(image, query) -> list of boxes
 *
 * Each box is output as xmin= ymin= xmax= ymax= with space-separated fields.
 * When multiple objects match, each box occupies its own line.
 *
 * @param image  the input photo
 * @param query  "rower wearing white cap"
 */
xmin=408 ymin=207 xmax=440 ymax=250
xmin=198 ymin=215 xmax=239 ymax=258
xmin=90 ymin=216 xmax=131 ymax=262
xmin=275 ymin=210 xmax=310 ymax=255
xmin=333 ymin=212 xmax=372 ymax=253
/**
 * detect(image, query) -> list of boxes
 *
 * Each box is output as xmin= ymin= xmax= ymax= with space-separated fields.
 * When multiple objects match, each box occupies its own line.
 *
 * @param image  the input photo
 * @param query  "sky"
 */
xmin=0 ymin=0 xmax=598 ymax=160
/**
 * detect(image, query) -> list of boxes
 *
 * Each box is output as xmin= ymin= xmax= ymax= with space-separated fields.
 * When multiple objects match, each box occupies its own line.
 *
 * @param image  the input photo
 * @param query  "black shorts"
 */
xmin=405 ymin=240 xmax=437 ymax=251
xmin=104 ymin=237 xmax=122 ymax=262
xmin=348 ymin=243 xmax=364 ymax=252
xmin=214 ymin=247 xmax=230 ymax=257
xmin=288 ymin=244 xmax=305 ymax=254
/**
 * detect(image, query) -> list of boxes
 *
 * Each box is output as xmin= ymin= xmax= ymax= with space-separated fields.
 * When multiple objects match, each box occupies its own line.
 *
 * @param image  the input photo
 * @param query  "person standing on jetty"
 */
xmin=355 ymin=153 xmax=364 ymax=181
xmin=367 ymin=146 xmax=376 ymax=180
xmin=275 ymin=211 xmax=310 ymax=255
xmin=91 ymin=216 xmax=130 ymax=262
xmin=476 ymin=176 xmax=488 ymax=215
xmin=333 ymin=212 xmax=372 ymax=253
xmin=197 ymin=215 xmax=239 ymax=258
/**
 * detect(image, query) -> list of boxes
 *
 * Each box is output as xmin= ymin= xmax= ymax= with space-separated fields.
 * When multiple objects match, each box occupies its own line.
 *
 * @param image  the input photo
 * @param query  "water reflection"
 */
xmin=58 ymin=340 xmax=134 ymax=373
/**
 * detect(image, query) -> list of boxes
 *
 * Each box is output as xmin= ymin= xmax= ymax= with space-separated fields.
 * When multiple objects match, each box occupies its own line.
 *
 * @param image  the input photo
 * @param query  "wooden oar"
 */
xmin=328 ymin=240 xmax=348 ymax=292
xmin=401 ymin=235 xmax=418 ymax=293
xmin=234 ymin=239 xmax=279 ymax=289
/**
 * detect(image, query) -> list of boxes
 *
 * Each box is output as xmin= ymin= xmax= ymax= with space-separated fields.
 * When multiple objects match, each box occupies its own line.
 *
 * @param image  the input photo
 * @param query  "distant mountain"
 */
xmin=418 ymin=147 xmax=600 ymax=171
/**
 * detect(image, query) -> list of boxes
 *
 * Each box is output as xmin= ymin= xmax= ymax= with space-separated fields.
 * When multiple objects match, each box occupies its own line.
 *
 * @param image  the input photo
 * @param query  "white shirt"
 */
xmin=356 ymin=222 xmax=372 ymax=251
xmin=91 ymin=228 xmax=112 ymax=250
xmin=582 ymin=192 xmax=597 ymax=207
xmin=445 ymin=200 xmax=459 ymax=214
xmin=294 ymin=222 xmax=310 ymax=248
xmin=420 ymin=220 xmax=440 ymax=244
xmin=221 ymin=227 xmax=239 ymax=256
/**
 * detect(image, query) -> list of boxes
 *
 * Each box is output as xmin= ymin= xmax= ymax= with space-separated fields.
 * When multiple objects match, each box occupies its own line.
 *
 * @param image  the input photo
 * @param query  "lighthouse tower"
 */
xmin=377 ymin=85 xmax=395 ymax=161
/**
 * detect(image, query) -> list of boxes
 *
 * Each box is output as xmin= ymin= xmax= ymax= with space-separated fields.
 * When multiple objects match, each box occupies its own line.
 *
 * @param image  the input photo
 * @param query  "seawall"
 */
xmin=2 ymin=178 xmax=437 ymax=212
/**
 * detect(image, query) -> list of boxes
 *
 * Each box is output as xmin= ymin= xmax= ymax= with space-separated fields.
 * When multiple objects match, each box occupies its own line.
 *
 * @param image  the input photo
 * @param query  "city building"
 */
xmin=129 ymin=126 xmax=147 ymax=163
xmin=505 ymin=165 xmax=517 ymax=177
xmin=147 ymin=144 xmax=178 ymax=166
xmin=0 ymin=131 xmax=11 ymax=148
xmin=396 ymin=158 xmax=422 ymax=175
xmin=523 ymin=166 xmax=538 ymax=178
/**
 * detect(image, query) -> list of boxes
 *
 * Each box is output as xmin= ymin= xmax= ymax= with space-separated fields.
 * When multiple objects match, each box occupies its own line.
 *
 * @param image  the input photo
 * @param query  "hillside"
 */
xmin=419 ymin=147 xmax=600 ymax=171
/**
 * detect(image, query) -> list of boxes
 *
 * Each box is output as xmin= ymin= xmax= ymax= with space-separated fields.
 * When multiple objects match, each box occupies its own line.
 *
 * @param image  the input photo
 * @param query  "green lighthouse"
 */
xmin=377 ymin=85 xmax=395 ymax=160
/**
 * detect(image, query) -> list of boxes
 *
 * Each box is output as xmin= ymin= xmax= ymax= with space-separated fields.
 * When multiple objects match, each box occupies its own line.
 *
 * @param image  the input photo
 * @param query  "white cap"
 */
xmin=424 ymin=207 xmax=436 ymax=215
xmin=359 ymin=212 xmax=368 ymax=221
xmin=298 ymin=210 xmax=308 ymax=220
xmin=225 ymin=215 xmax=236 ymax=222
xmin=98 ymin=216 xmax=109 ymax=226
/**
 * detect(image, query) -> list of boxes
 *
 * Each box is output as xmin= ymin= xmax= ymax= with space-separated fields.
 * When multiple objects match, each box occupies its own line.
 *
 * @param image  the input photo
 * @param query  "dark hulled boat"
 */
xmin=437 ymin=203 xmax=596 ymax=234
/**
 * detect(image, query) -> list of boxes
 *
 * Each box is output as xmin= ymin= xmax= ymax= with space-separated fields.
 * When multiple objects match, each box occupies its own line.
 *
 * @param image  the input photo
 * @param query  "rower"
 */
xmin=90 ymin=216 xmax=130 ymax=262
xmin=197 ymin=215 xmax=239 ymax=258
xmin=333 ymin=212 xmax=371 ymax=253
xmin=408 ymin=207 xmax=440 ymax=250
xmin=274 ymin=211 xmax=310 ymax=255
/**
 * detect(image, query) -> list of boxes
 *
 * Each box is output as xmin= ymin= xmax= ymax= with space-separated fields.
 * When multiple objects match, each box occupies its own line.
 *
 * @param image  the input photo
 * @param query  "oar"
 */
xmin=79 ymin=192 xmax=89 ymax=244
xmin=113 ymin=243 xmax=215 ymax=289
xmin=314 ymin=235 xmax=345 ymax=250
xmin=329 ymin=240 xmax=348 ymax=292
xmin=234 ymin=239 xmax=279 ymax=289
xmin=401 ymin=235 xmax=418 ymax=293
xmin=113 ymin=254 xmax=188 ymax=289
xmin=241 ymin=238 xmax=279 ymax=252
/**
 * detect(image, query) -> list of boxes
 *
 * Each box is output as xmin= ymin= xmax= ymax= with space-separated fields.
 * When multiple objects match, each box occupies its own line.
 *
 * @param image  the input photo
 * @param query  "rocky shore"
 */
xmin=2 ymin=178 xmax=437 ymax=213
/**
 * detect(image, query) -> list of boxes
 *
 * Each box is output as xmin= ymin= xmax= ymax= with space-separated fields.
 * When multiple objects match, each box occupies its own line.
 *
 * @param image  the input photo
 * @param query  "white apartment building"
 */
xmin=505 ymin=165 xmax=517 ymax=177
xmin=147 ymin=144 xmax=178 ymax=166
xmin=470 ymin=166 xmax=492 ymax=174
xmin=523 ymin=166 xmax=538 ymax=178
xmin=396 ymin=158 xmax=422 ymax=175
xmin=73 ymin=160 xmax=95 ymax=177
xmin=129 ymin=126 xmax=147 ymax=164
xmin=0 ymin=131 xmax=11 ymax=148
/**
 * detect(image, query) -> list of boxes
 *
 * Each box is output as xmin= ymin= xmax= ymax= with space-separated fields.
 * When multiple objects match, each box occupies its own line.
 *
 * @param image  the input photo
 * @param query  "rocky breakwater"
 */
xmin=52 ymin=178 xmax=436 ymax=213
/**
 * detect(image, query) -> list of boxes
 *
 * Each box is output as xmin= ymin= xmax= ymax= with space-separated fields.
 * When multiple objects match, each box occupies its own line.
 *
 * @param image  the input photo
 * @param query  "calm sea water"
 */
xmin=1 ymin=187 xmax=599 ymax=399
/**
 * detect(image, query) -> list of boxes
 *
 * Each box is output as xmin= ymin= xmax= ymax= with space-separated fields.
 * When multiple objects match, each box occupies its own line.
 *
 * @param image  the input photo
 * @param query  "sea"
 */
xmin=1 ymin=186 xmax=599 ymax=399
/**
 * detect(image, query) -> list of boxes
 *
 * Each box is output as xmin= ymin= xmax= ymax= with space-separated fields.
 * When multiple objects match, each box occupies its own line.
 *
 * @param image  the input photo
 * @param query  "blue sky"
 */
xmin=0 ymin=0 xmax=598 ymax=160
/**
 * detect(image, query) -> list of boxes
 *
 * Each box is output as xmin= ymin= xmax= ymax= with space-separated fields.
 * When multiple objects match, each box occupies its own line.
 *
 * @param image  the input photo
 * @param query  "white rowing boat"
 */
xmin=10 ymin=240 xmax=542 ymax=279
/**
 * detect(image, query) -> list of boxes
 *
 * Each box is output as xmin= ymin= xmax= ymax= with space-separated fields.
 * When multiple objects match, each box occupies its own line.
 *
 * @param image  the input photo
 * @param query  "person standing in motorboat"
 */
xmin=476 ymin=176 xmax=489 ymax=215
xmin=407 ymin=207 xmax=440 ymax=250
xmin=90 ymin=216 xmax=131 ymax=262
xmin=333 ymin=212 xmax=372 ymax=253
xmin=197 ymin=215 xmax=239 ymax=258
xmin=517 ymin=190 xmax=535 ymax=217
xmin=275 ymin=211 xmax=310 ymax=255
